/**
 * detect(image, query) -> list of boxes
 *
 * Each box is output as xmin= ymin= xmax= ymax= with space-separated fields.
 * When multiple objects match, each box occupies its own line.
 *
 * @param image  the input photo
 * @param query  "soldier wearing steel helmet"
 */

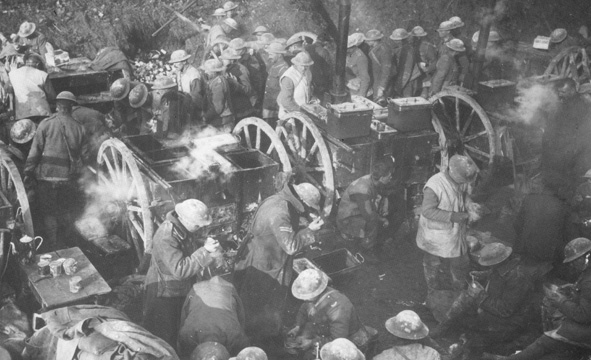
xmin=201 ymin=59 xmax=234 ymax=133
xmin=277 ymin=51 xmax=315 ymax=119
xmin=144 ymin=198 xmax=224 ymax=348
xmin=390 ymin=28 xmax=420 ymax=98
xmin=24 ymin=91 xmax=89 ymax=250
xmin=365 ymin=29 xmax=394 ymax=104
xmin=346 ymin=33 xmax=371 ymax=97
xmin=482 ymin=238 xmax=591 ymax=360
xmin=9 ymin=52 xmax=55 ymax=121
xmin=234 ymin=182 xmax=323 ymax=343
xmin=549 ymin=28 xmax=580 ymax=55
xmin=410 ymin=26 xmax=438 ymax=98
xmin=430 ymin=38 xmax=464 ymax=96
xmin=170 ymin=49 xmax=204 ymax=117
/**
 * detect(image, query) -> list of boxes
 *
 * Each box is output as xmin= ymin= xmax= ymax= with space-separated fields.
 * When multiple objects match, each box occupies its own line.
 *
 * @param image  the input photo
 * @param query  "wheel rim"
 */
xmin=544 ymin=46 xmax=591 ymax=84
xmin=276 ymin=112 xmax=335 ymax=217
xmin=430 ymin=90 xmax=496 ymax=170
xmin=0 ymin=149 xmax=33 ymax=237
xmin=97 ymin=138 xmax=154 ymax=262
xmin=232 ymin=117 xmax=292 ymax=173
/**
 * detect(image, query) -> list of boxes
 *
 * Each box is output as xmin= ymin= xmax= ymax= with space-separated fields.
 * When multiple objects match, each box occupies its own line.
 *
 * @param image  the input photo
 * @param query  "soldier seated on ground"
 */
xmin=287 ymin=269 xmax=376 ymax=357
xmin=190 ymin=342 xmax=231 ymax=360
xmin=432 ymin=243 xmax=538 ymax=358
xmin=320 ymin=338 xmax=365 ymax=360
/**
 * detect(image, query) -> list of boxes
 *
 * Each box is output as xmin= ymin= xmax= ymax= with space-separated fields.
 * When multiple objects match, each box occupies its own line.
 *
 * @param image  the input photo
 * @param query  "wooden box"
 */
xmin=387 ymin=97 xmax=432 ymax=132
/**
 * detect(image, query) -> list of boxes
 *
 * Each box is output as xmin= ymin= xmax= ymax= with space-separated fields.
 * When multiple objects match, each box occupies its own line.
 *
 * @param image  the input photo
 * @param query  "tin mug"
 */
xmin=19 ymin=235 xmax=43 ymax=265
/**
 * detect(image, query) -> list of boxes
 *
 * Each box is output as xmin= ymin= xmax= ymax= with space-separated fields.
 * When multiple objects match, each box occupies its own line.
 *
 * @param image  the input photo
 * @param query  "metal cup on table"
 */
xmin=18 ymin=235 xmax=43 ymax=265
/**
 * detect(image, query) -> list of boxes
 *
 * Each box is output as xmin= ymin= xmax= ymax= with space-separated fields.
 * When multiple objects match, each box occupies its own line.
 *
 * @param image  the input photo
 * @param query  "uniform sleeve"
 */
xmin=189 ymin=77 xmax=204 ymax=110
xmin=421 ymin=187 xmax=453 ymax=222
xmin=430 ymin=56 xmax=451 ymax=95
xmin=325 ymin=300 xmax=352 ymax=343
xmin=269 ymin=207 xmax=315 ymax=255
xmin=376 ymin=48 xmax=393 ymax=91
xmin=457 ymin=54 xmax=470 ymax=85
xmin=557 ymin=277 xmax=591 ymax=323
xmin=479 ymin=271 xmax=533 ymax=318
xmin=424 ymin=44 xmax=438 ymax=74
xmin=356 ymin=54 xmax=371 ymax=97
xmin=80 ymin=127 xmax=90 ymax=164
xmin=277 ymin=77 xmax=300 ymax=112
xmin=236 ymin=66 xmax=253 ymax=96
xmin=24 ymin=124 xmax=45 ymax=176
xmin=157 ymin=234 xmax=214 ymax=280
xmin=295 ymin=302 xmax=312 ymax=327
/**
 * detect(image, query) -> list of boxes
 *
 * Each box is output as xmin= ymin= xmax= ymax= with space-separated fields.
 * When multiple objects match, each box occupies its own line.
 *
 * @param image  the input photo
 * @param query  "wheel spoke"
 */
xmin=463 ymin=130 xmax=488 ymax=143
xmin=304 ymin=143 xmax=319 ymax=163
xmin=103 ymin=155 xmax=117 ymax=182
xmin=305 ymin=166 xmax=325 ymax=173
xmin=266 ymin=142 xmax=276 ymax=155
xmin=255 ymin=125 xmax=262 ymax=150
xmin=465 ymin=144 xmax=491 ymax=159
xmin=304 ymin=172 xmax=324 ymax=191
xmin=455 ymin=96 xmax=461 ymax=133
xmin=127 ymin=205 xmax=143 ymax=213
xmin=461 ymin=108 xmax=476 ymax=136
xmin=244 ymin=127 xmax=252 ymax=148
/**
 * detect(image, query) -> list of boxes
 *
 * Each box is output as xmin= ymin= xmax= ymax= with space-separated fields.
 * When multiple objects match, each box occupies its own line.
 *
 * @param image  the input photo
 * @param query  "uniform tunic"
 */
xmin=226 ymin=62 xmax=254 ymax=119
xmin=373 ymin=344 xmax=441 ymax=360
xmin=430 ymin=52 xmax=458 ymax=95
xmin=277 ymin=66 xmax=311 ymax=119
xmin=263 ymin=58 xmax=289 ymax=112
xmin=346 ymin=47 xmax=371 ymax=97
xmin=234 ymin=184 xmax=315 ymax=339
xmin=9 ymin=65 xmax=54 ymax=119
xmin=369 ymin=42 xmax=394 ymax=98
xmin=204 ymin=74 xmax=234 ymax=131
xmin=336 ymin=175 xmax=379 ymax=246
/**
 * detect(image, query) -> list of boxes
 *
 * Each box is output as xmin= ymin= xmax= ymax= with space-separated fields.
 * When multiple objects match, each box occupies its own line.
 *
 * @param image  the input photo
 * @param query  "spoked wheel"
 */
xmin=430 ymin=90 xmax=496 ymax=171
xmin=97 ymin=138 xmax=154 ymax=264
xmin=276 ymin=112 xmax=335 ymax=217
xmin=232 ymin=117 xmax=292 ymax=173
xmin=544 ymin=46 xmax=591 ymax=84
xmin=0 ymin=148 xmax=33 ymax=237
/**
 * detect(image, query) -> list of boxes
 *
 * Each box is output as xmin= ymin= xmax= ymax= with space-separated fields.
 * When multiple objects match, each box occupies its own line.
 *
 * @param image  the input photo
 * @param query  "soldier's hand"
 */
xmin=308 ymin=217 xmax=324 ymax=231
xmin=204 ymin=237 xmax=221 ymax=253
xmin=450 ymin=212 xmax=470 ymax=223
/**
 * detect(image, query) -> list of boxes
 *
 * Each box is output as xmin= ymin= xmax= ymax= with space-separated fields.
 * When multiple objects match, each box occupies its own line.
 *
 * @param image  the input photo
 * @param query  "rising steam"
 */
xmin=508 ymin=83 xmax=559 ymax=125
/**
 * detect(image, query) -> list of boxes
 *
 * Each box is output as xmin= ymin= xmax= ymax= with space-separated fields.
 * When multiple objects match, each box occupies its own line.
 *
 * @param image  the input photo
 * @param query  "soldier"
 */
xmin=365 ymin=29 xmax=393 ymax=104
xmin=430 ymin=38 xmax=464 ymax=96
xmin=151 ymin=76 xmax=193 ymax=138
xmin=212 ymin=8 xmax=226 ymax=23
xmin=71 ymin=103 xmax=110 ymax=165
xmin=306 ymin=32 xmax=333 ymax=99
xmin=233 ymin=182 xmax=323 ymax=343
xmin=24 ymin=91 xmax=89 ymax=250
xmin=411 ymin=26 xmax=437 ymax=98
xmin=277 ymin=51 xmax=314 ymax=119
xmin=143 ymin=199 xmax=223 ymax=347
xmin=252 ymin=25 xmax=269 ymax=43
xmin=346 ymin=33 xmax=371 ymax=97
xmin=14 ymin=21 xmax=54 ymax=63
xmin=549 ymin=28 xmax=580 ymax=54
xmin=262 ymin=42 xmax=289 ymax=125
xmin=287 ymin=269 xmax=373 ymax=353
xmin=128 ymin=83 xmax=154 ymax=135
xmin=320 ymin=339 xmax=364 ymax=360
xmin=230 ymin=38 xmax=266 ymax=114
xmin=9 ymin=53 xmax=55 ymax=121
xmin=169 ymin=49 xmax=204 ymax=117
xmin=390 ymin=28 xmax=420 ymax=98
xmin=108 ymin=78 xmax=140 ymax=135
xmin=221 ymin=48 xmax=254 ymax=120
xmin=255 ymin=33 xmax=275 ymax=67
xmin=223 ymin=1 xmax=239 ymax=18
xmin=449 ymin=16 xmax=472 ymax=85
xmin=190 ymin=342 xmax=230 ymax=360
xmin=436 ymin=21 xmax=456 ymax=56
xmin=207 ymin=18 xmax=238 ymax=49
xmin=285 ymin=35 xmax=305 ymax=66
xmin=201 ymin=59 xmax=235 ymax=133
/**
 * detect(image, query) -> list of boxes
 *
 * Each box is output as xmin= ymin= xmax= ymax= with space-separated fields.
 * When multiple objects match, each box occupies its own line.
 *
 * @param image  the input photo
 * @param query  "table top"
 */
xmin=20 ymin=247 xmax=111 ymax=310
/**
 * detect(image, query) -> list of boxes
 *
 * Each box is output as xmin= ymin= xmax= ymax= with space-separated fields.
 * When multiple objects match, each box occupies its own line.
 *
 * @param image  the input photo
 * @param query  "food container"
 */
xmin=370 ymin=120 xmax=397 ymax=139
xmin=37 ymin=260 xmax=50 ymax=275
xmin=69 ymin=276 xmax=82 ymax=293
xmin=310 ymin=248 xmax=364 ymax=281
xmin=63 ymin=258 xmax=78 ymax=275
xmin=325 ymin=102 xmax=372 ymax=139
xmin=49 ymin=260 xmax=63 ymax=277
xmin=387 ymin=97 xmax=432 ymax=132
xmin=476 ymin=79 xmax=516 ymax=112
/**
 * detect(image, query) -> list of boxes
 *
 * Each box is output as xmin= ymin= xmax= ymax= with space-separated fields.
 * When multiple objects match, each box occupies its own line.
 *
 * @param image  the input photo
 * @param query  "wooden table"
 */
xmin=20 ymin=247 xmax=111 ymax=311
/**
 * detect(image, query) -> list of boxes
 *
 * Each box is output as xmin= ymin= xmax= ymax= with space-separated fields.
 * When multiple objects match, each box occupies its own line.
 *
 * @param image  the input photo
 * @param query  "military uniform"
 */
xmin=9 ymin=65 xmax=55 ymax=120
xmin=204 ymin=74 xmax=234 ymax=132
xmin=337 ymin=175 xmax=380 ymax=249
xmin=430 ymin=51 xmax=458 ymax=96
xmin=239 ymin=51 xmax=266 ymax=112
xmin=369 ymin=41 xmax=394 ymax=100
xmin=144 ymin=211 xmax=216 ymax=347
xmin=306 ymin=43 xmax=332 ymax=99
xmin=416 ymin=40 xmax=438 ymax=97
xmin=176 ymin=63 xmax=204 ymax=116
xmin=17 ymin=32 xmax=53 ymax=61
xmin=226 ymin=62 xmax=254 ymax=119
xmin=263 ymin=58 xmax=289 ymax=119
xmin=346 ymin=48 xmax=371 ymax=97
xmin=392 ymin=42 xmax=421 ymax=97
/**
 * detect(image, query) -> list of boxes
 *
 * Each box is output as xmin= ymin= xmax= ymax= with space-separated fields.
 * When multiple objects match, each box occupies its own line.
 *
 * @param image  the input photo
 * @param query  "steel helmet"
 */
xmin=18 ymin=21 xmax=36 ymax=38
xmin=220 ymin=48 xmax=242 ymax=60
xmin=169 ymin=49 xmax=191 ymax=63
xmin=232 ymin=347 xmax=267 ymax=360
xmin=175 ymin=199 xmax=212 ymax=228
xmin=390 ymin=28 xmax=410 ymax=41
xmin=229 ymin=38 xmax=247 ymax=50
xmin=291 ymin=51 xmax=314 ymax=66
xmin=449 ymin=16 xmax=465 ymax=29
xmin=223 ymin=1 xmax=238 ymax=11
xmin=201 ymin=59 xmax=225 ymax=73
xmin=190 ymin=342 xmax=230 ymax=360
xmin=151 ymin=76 xmax=177 ymax=90
xmin=223 ymin=18 xmax=238 ymax=30
xmin=212 ymin=8 xmax=226 ymax=17
xmin=56 ymin=91 xmax=78 ymax=103
xmin=253 ymin=25 xmax=269 ymax=35
xmin=437 ymin=21 xmax=454 ymax=32
xmin=267 ymin=42 xmax=287 ymax=54
xmin=10 ymin=119 xmax=36 ymax=144
xmin=129 ymin=83 xmax=149 ymax=108
xmin=347 ymin=33 xmax=365 ymax=48
xmin=320 ymin=338 xmax=365 ymax=360
xmin=286 ymin=35 xmax=304 ymax=49
xmin=550 ymin=28 xmax=568 ymax=43
xmin=448 ymin=154 xmax=477 ymax=183
xmin=365 ymin=29 xmax=384 ymax=41
xmin=477 ymin=243 xmax=513 ymax=266
xmin=293 ymin=182 xmax=320 ymax=210
xmin=446 ymin=38 xmax=466 ymax=52
xmin=564 ymin=237 xmax=591 ymax=263
xmin=292 ymin=268 xmax=329 ymax=300
xmin=472 ymin=30 xmax=501 ymax=43
xmin=410 ymin=26 xmax=428 ymax=37
xmin=259 ymin=33 xmax=275 ymax=45
xmin=110 ymin=78 xmax=131 ymax=100
xmin=385 ymin=310 xmax=429 ymax=340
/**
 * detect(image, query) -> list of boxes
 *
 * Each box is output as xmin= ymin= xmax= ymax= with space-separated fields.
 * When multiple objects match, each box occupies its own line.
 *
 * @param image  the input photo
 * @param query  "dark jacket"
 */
xmin=235 ymin=184 xmax=315 ymax=285
xmin=346 ymin=47 xmax=371 ymax=97
xmin=157 ymin=90 xmax=193 ymax=138
xmin=239 ymin=51 xmax=266 ymax=108
xmin=430 ymin=51 xmax=458 ymax=95
xmin=306 ymin=43 xmax=332 ymax=98
xmin=204 ymin=74 xmax=233 ymax=123
xmin=25 ymin=112 xmax=89 ymax=181
xmin=226 ymin=62 xmax=254 ymax=118
xmin=144 ymin=211 xmax=214 ymax=298
xmin=392 ymin=41 xmax=419 ymax=96
xmin=179 ymin=276 xmax=249 ymax=356
xmin=554 ymin=266 xmax=591 ymax=347
xmin=263 ymin=58 xmax=289 ymax=111
xmin=369 ymin=41 xmax=394 ymax=97
xmin=417 ymin=40 xmax=438 ymax=80
xmin=71 ymin=105 xmax=110 ymax=163
xmin=479 ymin=257 xmax=535 ymax=325
xmin=295 ymin=287 xmax=364 ymax=347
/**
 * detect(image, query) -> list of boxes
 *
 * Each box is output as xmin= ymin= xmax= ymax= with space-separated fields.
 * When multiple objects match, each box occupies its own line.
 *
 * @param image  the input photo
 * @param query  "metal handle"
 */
xmin=355 ymin=253 xmax=365 ymax=263
xmin=34 ymin=236 xmax=43 ymax=251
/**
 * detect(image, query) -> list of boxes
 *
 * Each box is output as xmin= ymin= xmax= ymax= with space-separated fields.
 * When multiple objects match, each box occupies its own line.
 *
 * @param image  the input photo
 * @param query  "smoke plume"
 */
xmin=507 ymin=83 xmax=559 ymax=125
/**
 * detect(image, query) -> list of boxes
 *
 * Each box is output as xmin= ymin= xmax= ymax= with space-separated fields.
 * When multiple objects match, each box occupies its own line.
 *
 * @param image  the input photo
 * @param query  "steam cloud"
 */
xmin=507 ymin=83 xmax=559 ymax=125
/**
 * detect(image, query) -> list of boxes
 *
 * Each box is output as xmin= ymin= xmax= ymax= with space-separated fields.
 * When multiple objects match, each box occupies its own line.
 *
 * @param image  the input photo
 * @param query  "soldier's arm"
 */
xmin=424 ymin=44 xmax=438 ymax=74
xmin=277 ymin=77 xmax=300 ymax=112
xmin=324 ymin=301 xmax=352 ymax=344
xmin=557 ymin=277 xmax=591 ymax=323
xmin=479 ymin=272 xmax=533 ymax=318
xmin=421 ymin=187 xmax=453 ymax=222
xmin=430 ymin=56 xmax=450 ymax=96
xmin=24 ymin=126 xmax=45 ymax=176
xmin=377 ymin=48 xmax=394 ymax=92
xmin=158 ymin=230 xmax=215 ymax=280
xmin=237 ymin=66 xmax=253 ymax=96
xmin=270 ymin=208 xmax=315 ymax=255
xmin=357 ymin=54 xmax=371 ymax=97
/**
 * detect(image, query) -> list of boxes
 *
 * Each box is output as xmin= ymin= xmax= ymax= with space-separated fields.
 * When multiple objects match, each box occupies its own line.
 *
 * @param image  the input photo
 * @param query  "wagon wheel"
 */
xmin=97 ymin=138 xmax=154 ymax=264
xmin=0 ymin=149 xmax=33 ymax=237
xmin=544 ymin=46 xmax=591 ymax=84
xmin=232 ymin=117 xmax=292 ymax=173
xmin=430 ymin=90 xmax=496 ymax=171
xmin=276 ymin=112 xmax=335 ymax=217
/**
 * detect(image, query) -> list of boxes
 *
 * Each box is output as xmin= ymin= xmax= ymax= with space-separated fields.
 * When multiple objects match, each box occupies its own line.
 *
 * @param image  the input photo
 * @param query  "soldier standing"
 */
xmin=346 ymin=33 xmax=371 ymax=97
xmin=365 ymin=29 xmax=393 ymax=104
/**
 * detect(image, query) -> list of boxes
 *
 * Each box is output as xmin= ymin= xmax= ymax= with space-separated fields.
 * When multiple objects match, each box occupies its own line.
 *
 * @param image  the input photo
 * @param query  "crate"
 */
xmin=310 ymin=248 xmax=364 ymax=280
xmin=476 ymin=79 xmax=516 ymax=112
xmin=325 ymin=102 xmax=372 ymax=140
xmin=370 ymin=120 xmax=397 ymax=140
xmin=387 ymin=97 xmax=432 ymax=132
